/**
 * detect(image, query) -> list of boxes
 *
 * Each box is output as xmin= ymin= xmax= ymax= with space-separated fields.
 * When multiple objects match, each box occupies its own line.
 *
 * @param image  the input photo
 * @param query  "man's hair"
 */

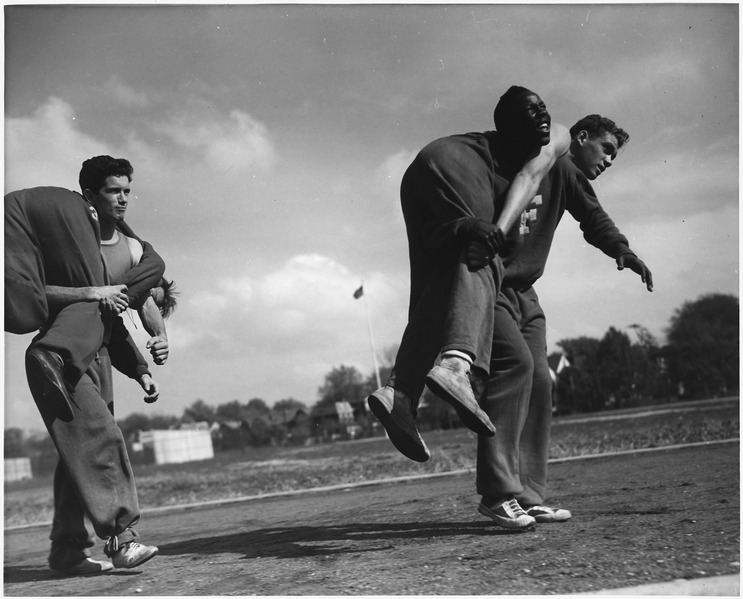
xmin=569 ymin=115 xmax=630 ymax=149
xmin=493 ymin=85 xmax=534 ymax=131
xmin=157 ymin=278 xmax=179 ymax=319
xmin=79 ymin=155 xmax=133 ymax=194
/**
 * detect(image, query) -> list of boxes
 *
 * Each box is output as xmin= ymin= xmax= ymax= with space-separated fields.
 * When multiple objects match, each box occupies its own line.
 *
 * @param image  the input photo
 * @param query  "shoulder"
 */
xmin=415 ymin=131 xmax=494 ymax=170
xmin=122 ymin=234 xmax=144 ymax=265
xmin=549 ymin=123 xmax=571 ymax=158
xmin=553 ymin=155 xmax=583 ymax=180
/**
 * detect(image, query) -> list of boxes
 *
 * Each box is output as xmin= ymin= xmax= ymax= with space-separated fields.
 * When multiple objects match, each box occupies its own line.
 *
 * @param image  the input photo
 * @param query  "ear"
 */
xmin=577 ymin=130 xmax=590 ymax=145
xmin=83 ymin=189 xmax=95 ymax=203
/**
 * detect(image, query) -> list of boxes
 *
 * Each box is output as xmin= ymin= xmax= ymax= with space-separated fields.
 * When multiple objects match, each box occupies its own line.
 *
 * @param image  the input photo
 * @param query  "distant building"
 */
xmin=311 ymin=401 xmax=359 ymax=440
xmin=5 ymin=457 xmax=32 ymax=482
xmin=138 ymin=429 xmax=214 ymax=464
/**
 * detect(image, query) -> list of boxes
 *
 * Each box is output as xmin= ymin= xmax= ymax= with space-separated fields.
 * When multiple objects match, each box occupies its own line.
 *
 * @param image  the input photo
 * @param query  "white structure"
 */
xmin=139 ymin=429 xmax=214 ymax=465
xmin=5 ymin=457 xmax=32 ymax=481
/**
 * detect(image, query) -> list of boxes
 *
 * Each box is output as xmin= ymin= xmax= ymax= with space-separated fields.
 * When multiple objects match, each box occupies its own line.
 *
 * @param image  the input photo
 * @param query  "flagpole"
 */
xmin=355 ymin=284 xmax=382 ymax=389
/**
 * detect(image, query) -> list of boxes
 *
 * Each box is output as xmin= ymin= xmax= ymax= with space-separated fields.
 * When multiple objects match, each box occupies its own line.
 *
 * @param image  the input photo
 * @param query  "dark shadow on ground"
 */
xmin=157 ymin=519 xmax=524 ymax=560
xmin=3 ymin=565 xmax=138 ymax=583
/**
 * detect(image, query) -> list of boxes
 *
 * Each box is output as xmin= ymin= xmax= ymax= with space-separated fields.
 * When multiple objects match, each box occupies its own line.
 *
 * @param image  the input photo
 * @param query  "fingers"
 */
xmin=645 ymin=269 xmax=654 ymax=292
xmin=144 ymin=381 xmax=160 ymax=403
xmin=147 ymin=337 xmax=169 ymax=365
xmin=467 ymin=242 xmax=491 ymax=271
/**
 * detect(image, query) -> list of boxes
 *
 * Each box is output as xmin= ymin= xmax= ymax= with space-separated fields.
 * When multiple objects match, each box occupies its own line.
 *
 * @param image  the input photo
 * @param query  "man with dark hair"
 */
xmin=427 ymin=112 xmax=643 ymax=425
xmin=367 ymin=86 xmax=573 ymax=462
xmin=11 ymin=158 xmax=173 ymax=422
xmin=80 ymin=155 xmax=174 ymax=368
xmin=368 ymin=85 xmax=652 ymax=530
xmin=456 ymin=98 xmax=651 ymax=529
xmin=4 ymin=156 xmax=169 ymax=575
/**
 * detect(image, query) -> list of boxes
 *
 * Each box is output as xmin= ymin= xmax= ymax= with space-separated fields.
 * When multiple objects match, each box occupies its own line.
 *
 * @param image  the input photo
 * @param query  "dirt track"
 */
xmin=4 ymin=441 xmax=740 ymax=596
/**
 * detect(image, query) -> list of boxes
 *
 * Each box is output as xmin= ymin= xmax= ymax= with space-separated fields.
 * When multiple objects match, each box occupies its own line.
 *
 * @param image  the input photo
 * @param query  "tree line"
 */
xmin=5 ymin=293 xmax=738 ymax=461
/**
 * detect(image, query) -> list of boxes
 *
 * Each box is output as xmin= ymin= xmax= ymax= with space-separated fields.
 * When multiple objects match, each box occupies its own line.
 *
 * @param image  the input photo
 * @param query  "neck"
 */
xmin=494 ymin=133 xmax=542 ymax=175
xmin=99 ymin=221 xmax=117 ymax=241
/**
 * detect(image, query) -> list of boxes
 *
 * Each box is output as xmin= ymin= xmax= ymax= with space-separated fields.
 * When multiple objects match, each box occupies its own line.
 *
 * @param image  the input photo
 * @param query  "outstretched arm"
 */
xmin=617 ymin=254 xmax=654 ymax=292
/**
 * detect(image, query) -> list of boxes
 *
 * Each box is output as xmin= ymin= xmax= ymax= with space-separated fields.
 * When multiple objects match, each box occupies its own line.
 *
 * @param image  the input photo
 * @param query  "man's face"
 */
xmin=89 ymin=175 xmax=131 ymax=225
xmin=513 ymin=92 xmax=551 ymax=146
xmin=571 ymin=131 xmax=619 ymax=180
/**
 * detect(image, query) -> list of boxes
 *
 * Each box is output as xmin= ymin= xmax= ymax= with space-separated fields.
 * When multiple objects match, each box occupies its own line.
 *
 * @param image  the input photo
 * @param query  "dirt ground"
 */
xmin=4 ymin=441 xmax=740 ymax=596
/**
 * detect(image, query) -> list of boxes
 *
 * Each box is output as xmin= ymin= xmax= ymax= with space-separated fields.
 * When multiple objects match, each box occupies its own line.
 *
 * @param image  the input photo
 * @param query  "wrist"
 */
xmin=493 ymin=227 xmax=506 ymax=252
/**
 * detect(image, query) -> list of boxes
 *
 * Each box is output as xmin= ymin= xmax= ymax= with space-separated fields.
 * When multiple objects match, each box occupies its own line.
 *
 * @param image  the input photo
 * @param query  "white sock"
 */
xmin=442 ymin=350 xmax=473 ymax=365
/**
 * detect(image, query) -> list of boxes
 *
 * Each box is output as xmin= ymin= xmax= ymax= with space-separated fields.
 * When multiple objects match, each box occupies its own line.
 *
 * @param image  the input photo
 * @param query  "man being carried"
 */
xmin=418 ymin=89 xmax=652 ymax=529
xmin=368 ymin=90 xmax=572 ymax=461
xmin=4 ymin=158 xmax=170 ymax=575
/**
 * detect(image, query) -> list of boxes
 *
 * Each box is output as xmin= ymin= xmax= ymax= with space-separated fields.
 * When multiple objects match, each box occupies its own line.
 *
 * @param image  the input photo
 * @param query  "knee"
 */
xmin=497 ymin=346 xmax=534 ymax=381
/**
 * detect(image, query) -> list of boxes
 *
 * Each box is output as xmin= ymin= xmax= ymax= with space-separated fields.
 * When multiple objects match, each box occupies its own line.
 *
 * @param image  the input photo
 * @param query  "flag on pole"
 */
xmin=353 ymin=285 xmax=364 ymax=299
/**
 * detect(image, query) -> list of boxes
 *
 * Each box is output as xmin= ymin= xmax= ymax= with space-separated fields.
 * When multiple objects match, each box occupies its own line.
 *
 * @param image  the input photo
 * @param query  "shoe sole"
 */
xmin=478 ymin=504 xmax=536 ymax=530
xmin=25 ymin=352 xmax=74 ymax=422
xmin=425 ymin=371 xmax=495 ymax=437
xmin=367 ymin=394 xmax=430 ymax=463
xmin=114 ymin=547 xmax=159 ymax=569
xmin=531 ymin=513 xmax=572 ymax=523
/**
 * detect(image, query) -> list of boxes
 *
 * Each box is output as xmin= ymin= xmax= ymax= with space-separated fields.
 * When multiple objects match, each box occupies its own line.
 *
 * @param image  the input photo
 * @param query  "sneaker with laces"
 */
xmin=525 ymin=505 xmax=572 ymax=523
xmin=478 ymin=497 xmax=536 ymax=530
xmin=110 ymin=541 xmax=159 ymax=569
xmin=367 ymin=385 xmax=430 ymax=462
xmin=49 ymin=557 xmax=114 ymax=576
xmin=425 ymin=358 xmax=495 ymax=437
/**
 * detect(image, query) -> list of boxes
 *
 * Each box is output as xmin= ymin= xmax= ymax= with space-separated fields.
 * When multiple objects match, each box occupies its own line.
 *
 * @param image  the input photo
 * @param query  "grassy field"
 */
xmin=5 ymin=399 xmax=739 ymax=528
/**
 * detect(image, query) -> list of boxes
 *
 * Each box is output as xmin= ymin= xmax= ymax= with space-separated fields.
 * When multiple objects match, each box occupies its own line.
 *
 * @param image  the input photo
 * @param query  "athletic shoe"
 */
xmin=525 ymin=505 xmax=572 ymax=523
xmin=367 ymin=385 xmax=430 ymax=462
xmin=478 ymin=497 xmax=536 ymax=530
xmin=49 ymin=557 xmax=114 ymax=576
xmin=110 ymin=542 xmax=159 ymax=569
xmin=425 ymin=358 xmax=495 ymax=437
xmin=25 ymin=348 xmax=74 ymax=422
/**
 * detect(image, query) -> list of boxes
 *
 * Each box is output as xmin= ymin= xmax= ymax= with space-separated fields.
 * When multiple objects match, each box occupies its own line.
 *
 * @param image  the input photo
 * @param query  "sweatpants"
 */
xmin=5 ymin=187 xmax=107 ymax=387
xmin=39 ymin=347 xmax=140 ymax=553
xmin=387 ymin=251 xmax=503 ymax=402
xmin=475 ymin=286 xmax=553 ymax=507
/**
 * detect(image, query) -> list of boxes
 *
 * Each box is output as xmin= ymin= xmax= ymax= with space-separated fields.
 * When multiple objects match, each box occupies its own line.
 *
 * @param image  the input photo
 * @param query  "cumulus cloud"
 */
xmin=151 ymin=106 xmax=277 ymax=173
xmin=5 ymin=97 xmax=107 ymax=191
xmin=171 ymin=253 xmax=405 ymax=356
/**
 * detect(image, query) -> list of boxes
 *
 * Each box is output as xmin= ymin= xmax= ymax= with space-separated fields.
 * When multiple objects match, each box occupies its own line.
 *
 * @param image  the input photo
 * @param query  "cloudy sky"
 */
xmin=4 ymin=3 xmax=738 ymax=432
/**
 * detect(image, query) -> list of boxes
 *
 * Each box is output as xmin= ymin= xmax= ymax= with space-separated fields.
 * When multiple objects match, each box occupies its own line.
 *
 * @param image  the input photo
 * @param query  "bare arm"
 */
xmin=46 ymin=284 xmax=129 ymax=314
xmin=494 ymin=123 xmax=570 ymax=234
xmin=467 ymin=123 xmax=571 ymax=270
xmin=138 ymin=295 xmax=169 ymax=365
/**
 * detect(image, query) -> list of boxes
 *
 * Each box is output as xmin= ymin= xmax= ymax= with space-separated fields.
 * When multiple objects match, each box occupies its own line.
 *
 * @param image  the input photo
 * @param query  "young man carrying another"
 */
xmin=4 ymin=158 xmax=168 ymax=575
xmin=431 ymin=91 xmax=652 ymax=529
xmin=367 ymin=89 xmax=572 ymax=461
